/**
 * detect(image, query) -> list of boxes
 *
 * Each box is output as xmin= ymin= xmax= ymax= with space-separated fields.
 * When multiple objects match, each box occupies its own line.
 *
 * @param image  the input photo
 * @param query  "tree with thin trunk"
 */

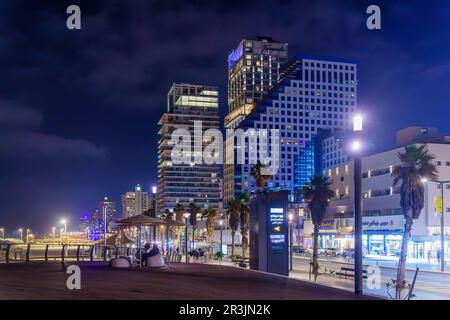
xmin=202 ymin=206 xmax=219 ymax=257
xmin=162 ymin=209 xmax=173 ymax=220
xmin=189 ymin=201 xmax=200 ymax=250
xmin=227 ymin=199 xmax=240 ymax=257
xmin=173 ymin=202 xmax=185 ymax=248
xmin=251 ymin=161 xmax=273 ymax=192
xmin=392 ymin=144 xmax=437 ymax=299
xmin=302 ymin=175 xmax=334 ymax=281
xmin=238 ymin=192 xmax=250 ymax=259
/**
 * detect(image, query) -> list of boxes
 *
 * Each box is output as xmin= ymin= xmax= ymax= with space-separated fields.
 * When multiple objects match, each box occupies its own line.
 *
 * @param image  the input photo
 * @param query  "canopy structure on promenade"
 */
xmin=114 ymin=215 xmax=184 ymax=262
xmin=115 ymin=214 xmax=184 ymax=227
xmin=93 ymin=232 xmax=135 ymax=246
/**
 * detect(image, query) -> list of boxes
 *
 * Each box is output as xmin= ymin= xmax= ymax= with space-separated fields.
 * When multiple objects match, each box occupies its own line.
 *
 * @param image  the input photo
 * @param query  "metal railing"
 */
xmin=0 ymin=243 xmax=137 ymax=267
xmin=0 ymin=243 xmax=183 ymax=268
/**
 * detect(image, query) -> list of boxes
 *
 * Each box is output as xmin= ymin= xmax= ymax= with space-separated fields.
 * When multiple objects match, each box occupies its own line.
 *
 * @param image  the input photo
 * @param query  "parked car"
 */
xmin=324 ymin=248 xmax=338 ymax=256
xmin=293 ymin=246 xmax=311 ymax=255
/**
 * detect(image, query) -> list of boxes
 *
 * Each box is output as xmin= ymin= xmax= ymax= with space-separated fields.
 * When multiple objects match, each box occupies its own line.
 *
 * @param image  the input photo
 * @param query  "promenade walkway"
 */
xmin=0 ymin=261 xmax=376 ymax=300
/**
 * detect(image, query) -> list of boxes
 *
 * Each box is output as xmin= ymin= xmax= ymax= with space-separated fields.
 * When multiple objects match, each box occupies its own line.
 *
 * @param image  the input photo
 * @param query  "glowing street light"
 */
xmin=183 ymin=212 xmax=190 ymax=263
xmin=60 ymin=219 xmax=67 ymax=243
xmin=353 ymin=114 xmax=363 ymax=132
xmin=352 ymin=140 xmax=361 ymax=151
xmin=352 ymin=114 xmax=364 ymax=295
xmin=422 ymin=178 xmax=450 ymax=272
xmin=0 ymin=227 xmax=4 ymax=239
xmin=18 ymin=228 xmax=23 ymax=242
xmin=219 ymin=219 xmax=224 ymax=255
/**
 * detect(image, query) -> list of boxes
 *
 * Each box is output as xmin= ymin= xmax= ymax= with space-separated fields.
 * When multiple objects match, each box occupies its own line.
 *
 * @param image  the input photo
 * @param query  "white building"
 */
xmin=121 ymin=184 xmax=150 ymax=218
xmin=311 ymin=128 xmax=450 ymax=259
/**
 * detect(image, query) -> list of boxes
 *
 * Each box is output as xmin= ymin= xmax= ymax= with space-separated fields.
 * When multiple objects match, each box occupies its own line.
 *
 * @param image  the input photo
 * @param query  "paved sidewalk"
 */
xmin=0 ymin=261 xmax=377 ymax=300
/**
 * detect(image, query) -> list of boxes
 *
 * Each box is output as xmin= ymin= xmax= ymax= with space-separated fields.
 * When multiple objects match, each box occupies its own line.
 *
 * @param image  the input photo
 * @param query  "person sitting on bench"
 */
xmin=142 ymin=244 xmax=160 ymax=266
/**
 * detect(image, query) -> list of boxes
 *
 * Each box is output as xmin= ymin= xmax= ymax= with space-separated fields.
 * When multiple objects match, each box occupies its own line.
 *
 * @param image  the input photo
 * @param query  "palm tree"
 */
xmin=250 ymin=161 xmax=273 ymax=192
xmin=189 ymin=201 xmax=200 ymax=250
xmin=238 ymin=192 xmax=250 ymax=259
xmin=202 ymin=206 xmax=219 ymax=257
xmin=162 ymin=209 xmax=173 ymax=220
xmin=174 ymin=202 xmax=185 ymax=222
xmin=392 ymin=144 xmax=437 ymax=299
xmin=302 ymin=175 xmax=334 ymax=281
xmin=227 ymin=199 xmax=240 ymax=256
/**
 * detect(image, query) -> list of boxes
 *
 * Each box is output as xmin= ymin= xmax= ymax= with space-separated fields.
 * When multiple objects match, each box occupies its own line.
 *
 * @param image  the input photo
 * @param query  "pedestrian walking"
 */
xmin=437 ymin=249 xmax=441 ymax=264
xmin=427 ymin=250 xmax=431 ymax=264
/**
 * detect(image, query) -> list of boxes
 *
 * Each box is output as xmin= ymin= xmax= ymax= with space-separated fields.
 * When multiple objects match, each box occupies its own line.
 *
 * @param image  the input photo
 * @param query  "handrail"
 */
xmin=1 ymin=243 xmax=140 ymax=264
xmin=44 ymin=244 xmax=49 ymax=262
xmin=25 ymin=244 xmax=31 ymax=262
xmin=61 ymin=244 xmax=66 ymax=270
xmin=5 ymin=244 xmax=10 ymax=263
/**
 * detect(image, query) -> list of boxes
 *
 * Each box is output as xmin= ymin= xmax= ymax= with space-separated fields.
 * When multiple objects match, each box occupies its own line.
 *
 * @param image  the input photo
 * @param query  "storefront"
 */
xmin=318 ymin=219 xmax=339 ymax=249
xmin=362 ymin=216 xmax=404 ymax=257
xmin=362 ymin=233 xmax=403 ymax=256
xmin=409 ymin=234 xmax=450 ymax=260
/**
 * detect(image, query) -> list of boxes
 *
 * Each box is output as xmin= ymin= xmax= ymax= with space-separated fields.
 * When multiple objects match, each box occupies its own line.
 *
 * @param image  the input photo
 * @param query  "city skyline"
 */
xmin=1 ymin=1 xmax=450 ymax=232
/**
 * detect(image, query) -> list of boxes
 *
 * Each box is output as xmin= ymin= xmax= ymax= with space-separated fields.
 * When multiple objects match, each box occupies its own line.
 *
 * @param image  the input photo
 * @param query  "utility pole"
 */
xmin=353 ymin=115 xmax=363 ymax=295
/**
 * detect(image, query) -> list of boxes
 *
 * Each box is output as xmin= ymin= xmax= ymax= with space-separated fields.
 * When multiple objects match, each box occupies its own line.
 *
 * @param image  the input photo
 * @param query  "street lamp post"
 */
xmin=18 ymin=228 xmax=23 ymax=242
xmin=288 ymin=213 xmax=294 ymax=272
xmin=183 ymin=212 xmax=190 ymax=263
xmin=423 ymin=179 xmax=449 ymax=272
xmin=353 ymin=114 xmax=363 ymax=295
xmin=102 ymin=205 xmax=107 ymax=248
xmin=219 ymin=220 xmax=224 ymax=255
xmin=26 ymin=229 xmax=30 ymax=244
xmin=439 ymin=181 xmax=447 ymax=272
xmin=0 ymin=228 xmax=4 ymax=239
xmin=61 ymin=219 xmax=67 ymax=244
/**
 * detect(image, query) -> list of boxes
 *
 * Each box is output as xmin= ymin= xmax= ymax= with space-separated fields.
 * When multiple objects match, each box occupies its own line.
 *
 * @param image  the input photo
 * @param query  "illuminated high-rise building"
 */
xmin=225 ymin=36 xmax=288 ymax=129
xmin=99 ymin=196 xmax=117 ymax=223
xmin=224 ymin=37 xmax=288 ymax=203
xmin=158 ymin=83 xmax=221 ymax=212
xmin=225 ymin=55 xmax=358 ymax=203
xmin=121 ymin=184 xmax=150 ymax=218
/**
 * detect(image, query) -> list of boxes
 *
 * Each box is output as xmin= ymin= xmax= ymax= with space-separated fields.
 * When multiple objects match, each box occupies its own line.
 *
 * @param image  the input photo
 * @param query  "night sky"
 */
xmin=0 ymin=0 xmax=449 ymax=234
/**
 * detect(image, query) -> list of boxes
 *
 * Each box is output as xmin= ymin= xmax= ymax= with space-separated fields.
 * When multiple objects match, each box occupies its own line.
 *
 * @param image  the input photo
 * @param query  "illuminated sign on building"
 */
xmin=227 ymin=43 xmax=243 ymax=69
xmin=269 ymin=208 xmax=285 ymax=252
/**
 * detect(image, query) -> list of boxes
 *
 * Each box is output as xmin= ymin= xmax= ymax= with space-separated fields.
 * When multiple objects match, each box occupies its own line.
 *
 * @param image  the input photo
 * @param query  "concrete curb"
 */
xmin=293 ymin=255 xmax=450 ymax=275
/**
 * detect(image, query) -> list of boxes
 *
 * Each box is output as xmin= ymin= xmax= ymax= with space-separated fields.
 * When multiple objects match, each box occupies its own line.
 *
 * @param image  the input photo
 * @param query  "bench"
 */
xmin=336 ymin=267 xmax=368 ymax=279
xmin=234 ymin=257 xmax=250 ymax=268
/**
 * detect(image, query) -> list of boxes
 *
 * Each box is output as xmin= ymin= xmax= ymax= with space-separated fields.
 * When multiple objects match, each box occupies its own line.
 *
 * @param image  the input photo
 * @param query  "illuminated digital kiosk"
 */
xmin=249 ymin=190 xmax=289 ymax=276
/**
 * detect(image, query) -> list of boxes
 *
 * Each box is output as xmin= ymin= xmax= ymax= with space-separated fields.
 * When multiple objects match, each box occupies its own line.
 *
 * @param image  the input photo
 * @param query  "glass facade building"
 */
xmin=224 ymin=37 xmax=288 ymax=204
xmin=229 ymin=56 xmax=358 ymax=202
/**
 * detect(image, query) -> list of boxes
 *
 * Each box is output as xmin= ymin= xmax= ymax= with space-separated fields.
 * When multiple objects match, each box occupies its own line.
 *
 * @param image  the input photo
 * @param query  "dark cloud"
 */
xmin=0 ymin=101 xmax=107 ymax=159
xmin=0 ymin=0 xmax=449 ymax=232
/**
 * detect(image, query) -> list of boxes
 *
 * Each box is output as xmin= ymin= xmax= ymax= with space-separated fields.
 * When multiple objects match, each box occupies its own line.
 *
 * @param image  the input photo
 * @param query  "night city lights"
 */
xmin=0 ymin=0 xmax=450 ymax=315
